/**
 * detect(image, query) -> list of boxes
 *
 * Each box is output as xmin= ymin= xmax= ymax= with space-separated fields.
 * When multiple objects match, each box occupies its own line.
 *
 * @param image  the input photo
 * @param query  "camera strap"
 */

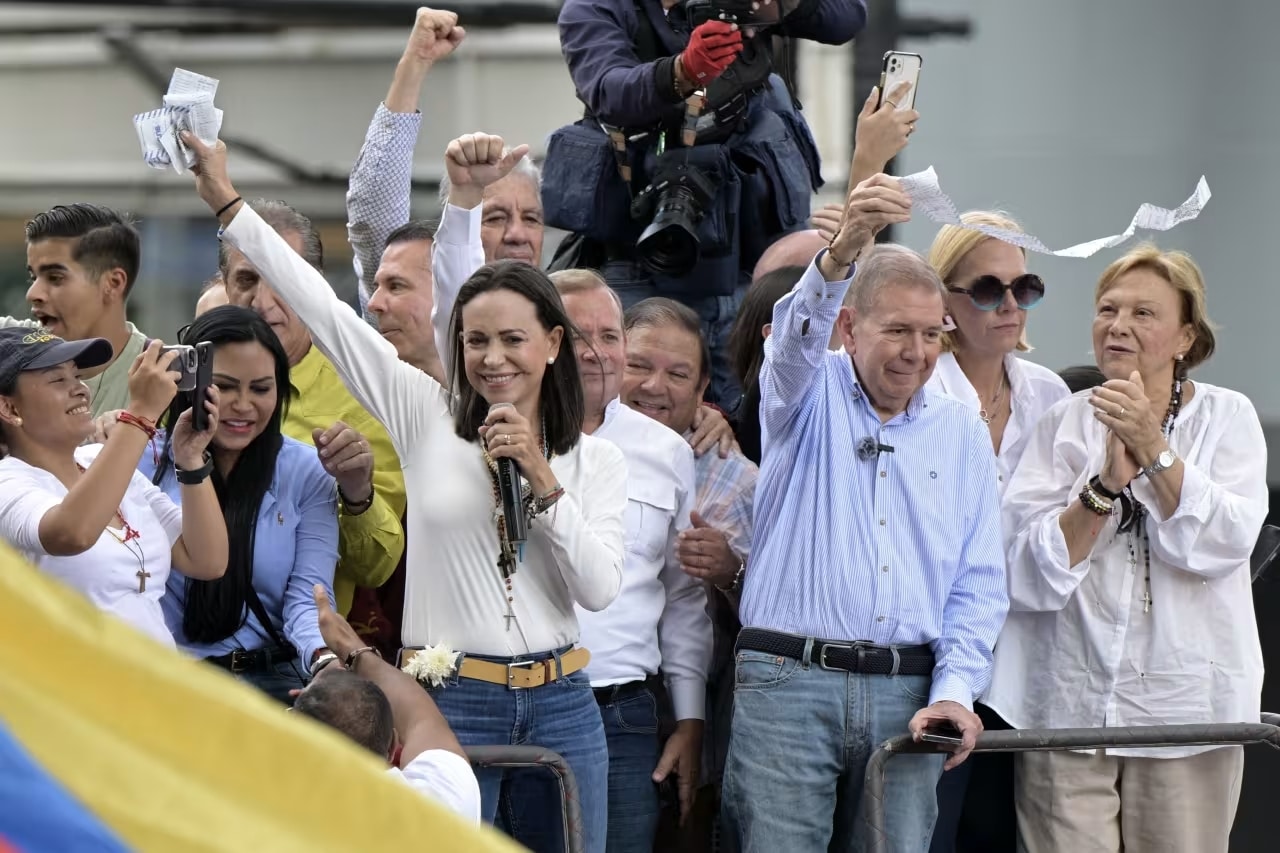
xmin=681 ymin=90 xmax=708 ymax=147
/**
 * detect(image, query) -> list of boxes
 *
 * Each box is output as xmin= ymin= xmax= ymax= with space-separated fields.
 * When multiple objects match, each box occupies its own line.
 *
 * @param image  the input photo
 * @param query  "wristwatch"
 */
xmin=309 ymin=652 xmax=339 ymax=678
xmin=1144 ymin=448 xmax=1178 ymax=477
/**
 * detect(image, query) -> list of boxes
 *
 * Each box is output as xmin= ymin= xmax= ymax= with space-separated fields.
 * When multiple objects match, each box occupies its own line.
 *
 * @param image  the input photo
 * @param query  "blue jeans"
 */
xmin=722 ymin=646 xmax=944 ymax=853
xmin=604 ymin=259 xmax=747 ymax=412
xmin=429 ymin=650 xmax=610 ymax=853
xmin=597 ymin=684 xmax=662 ymax=853
xmin=233 ymin=658 xmax=307 ymax=705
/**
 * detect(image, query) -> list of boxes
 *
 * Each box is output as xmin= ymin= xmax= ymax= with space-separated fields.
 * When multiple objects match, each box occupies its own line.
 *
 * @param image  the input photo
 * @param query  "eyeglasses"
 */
xmin=946 ymin=274 xmax=1046 ymax=312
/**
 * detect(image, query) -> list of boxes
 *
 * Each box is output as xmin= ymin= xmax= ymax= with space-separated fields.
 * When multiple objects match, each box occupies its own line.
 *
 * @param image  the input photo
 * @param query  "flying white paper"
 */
xmin=131 ymin=68 xmax=223 ymax=174
xmin=898 ymin=167 xmax=1212 ymax=259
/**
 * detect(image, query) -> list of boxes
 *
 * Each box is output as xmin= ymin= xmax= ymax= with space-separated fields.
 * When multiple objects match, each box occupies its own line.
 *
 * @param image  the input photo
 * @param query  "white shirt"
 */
xmin=221 ymin=207 xmax=627 ymax=657
xmin=578 ymin=398 xmax=711 ymax=720
xmin=927 ymin=352 xmax=1070 ymax=494
xmin=386 ymin=749 xmax=482 ymax=822
xmin=985 ymin=382 xmax=1268 ymax=757
xmin=0 ymin=444 xmax=181 ymax=647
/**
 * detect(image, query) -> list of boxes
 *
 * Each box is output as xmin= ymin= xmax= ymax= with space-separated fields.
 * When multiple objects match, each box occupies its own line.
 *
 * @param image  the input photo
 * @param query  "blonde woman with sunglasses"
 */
xmin=926 ymin=212 xmax=1068 ymax=853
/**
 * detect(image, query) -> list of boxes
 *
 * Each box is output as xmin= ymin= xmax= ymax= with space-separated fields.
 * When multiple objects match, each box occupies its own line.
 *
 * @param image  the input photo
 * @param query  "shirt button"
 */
xmin=879 ymin=470 xmax=886 ymax=478
xmin=882 ymin=565 xmax=889 ymax=573
xmin=999 ymin=475 xmax=1004 ymax=482
xmin=876 ymin=615 xmax=885 ymax=622
xmin=879 ymin=519 xmax=886 ymax=526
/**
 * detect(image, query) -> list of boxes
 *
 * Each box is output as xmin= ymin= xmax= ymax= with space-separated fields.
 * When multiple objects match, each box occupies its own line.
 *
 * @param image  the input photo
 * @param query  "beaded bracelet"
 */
xmin=1078 ymin=480 xmax=1114 ymax=516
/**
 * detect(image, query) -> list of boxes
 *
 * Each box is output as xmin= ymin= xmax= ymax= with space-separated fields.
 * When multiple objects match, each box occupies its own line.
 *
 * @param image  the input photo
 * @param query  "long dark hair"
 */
xmin=728 ymin=265 xmax=806 ymax=464
xmin=447 ymin=260 xmax=585 ymax=456
xmin=153 ymin=305 xmax=291 ymax=645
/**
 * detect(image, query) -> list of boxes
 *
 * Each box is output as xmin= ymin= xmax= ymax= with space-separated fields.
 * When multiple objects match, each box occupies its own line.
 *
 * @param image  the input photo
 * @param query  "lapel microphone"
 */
xmin=857 ymin=436 xmax=896 ymax=462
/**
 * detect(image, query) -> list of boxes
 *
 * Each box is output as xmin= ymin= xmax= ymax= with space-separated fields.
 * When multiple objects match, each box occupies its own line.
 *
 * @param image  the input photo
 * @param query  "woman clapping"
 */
xmin=986 ymin=245 xmax=1266 ymax=853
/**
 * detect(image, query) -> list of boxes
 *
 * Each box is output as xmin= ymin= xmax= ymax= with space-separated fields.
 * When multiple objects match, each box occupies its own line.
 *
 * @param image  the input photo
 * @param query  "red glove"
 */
xmin=679 ymin=20 xmax=744 ymax=84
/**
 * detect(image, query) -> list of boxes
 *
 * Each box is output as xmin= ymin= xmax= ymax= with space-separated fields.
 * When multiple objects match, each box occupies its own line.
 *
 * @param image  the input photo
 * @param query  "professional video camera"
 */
xmin=684 ymin=0 xmax=802 ymax=31
xmin=629 ymin=153 xmax=721 ymax=276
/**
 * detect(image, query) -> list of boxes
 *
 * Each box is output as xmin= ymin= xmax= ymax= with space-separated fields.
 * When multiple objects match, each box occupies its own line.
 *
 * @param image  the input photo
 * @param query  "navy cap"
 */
xmin=0 ymin=327 xmax=113 ymax=393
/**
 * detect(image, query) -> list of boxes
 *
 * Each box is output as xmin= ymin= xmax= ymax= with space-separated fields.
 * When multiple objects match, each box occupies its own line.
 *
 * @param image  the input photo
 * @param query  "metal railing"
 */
xmin=862 ymin=714 xmax=1280 ymax=853
xmin=464 ymin=745 xmax=585 ymax=853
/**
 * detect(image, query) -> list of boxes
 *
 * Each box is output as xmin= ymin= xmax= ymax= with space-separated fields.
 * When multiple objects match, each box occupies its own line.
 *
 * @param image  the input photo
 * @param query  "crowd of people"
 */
xmin=0 ymin=3 xmax=1268 ymax=853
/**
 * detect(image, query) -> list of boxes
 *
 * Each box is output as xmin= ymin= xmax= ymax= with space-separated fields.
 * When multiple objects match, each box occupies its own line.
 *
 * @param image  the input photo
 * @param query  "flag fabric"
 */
xmin=0 ymin=541 xmax=521 ymax=853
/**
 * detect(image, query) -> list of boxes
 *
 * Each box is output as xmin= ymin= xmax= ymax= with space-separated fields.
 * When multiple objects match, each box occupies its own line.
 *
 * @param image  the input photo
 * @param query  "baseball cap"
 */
xmin=0 ymin=328 xmax=113 ymax=394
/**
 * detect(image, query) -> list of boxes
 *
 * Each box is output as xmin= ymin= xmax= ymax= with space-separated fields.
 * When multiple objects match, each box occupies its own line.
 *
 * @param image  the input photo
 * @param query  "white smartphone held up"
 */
xmin=877 ymin=50 xmax=923 ymax=111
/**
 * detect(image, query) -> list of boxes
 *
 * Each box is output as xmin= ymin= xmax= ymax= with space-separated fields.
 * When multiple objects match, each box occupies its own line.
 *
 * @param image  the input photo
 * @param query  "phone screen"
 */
xmin=920 ymin=724 xmax=963 ymax=746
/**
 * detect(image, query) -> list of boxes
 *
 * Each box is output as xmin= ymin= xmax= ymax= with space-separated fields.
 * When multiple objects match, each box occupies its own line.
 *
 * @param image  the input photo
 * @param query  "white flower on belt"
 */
xmin=402 ymin=643 xmax=459 ymax=687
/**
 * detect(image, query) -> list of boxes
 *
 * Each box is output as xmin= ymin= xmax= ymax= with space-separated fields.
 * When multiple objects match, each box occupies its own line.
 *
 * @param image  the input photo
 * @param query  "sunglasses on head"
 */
xmin=946 ymin=274 xmax=1046 ymax=311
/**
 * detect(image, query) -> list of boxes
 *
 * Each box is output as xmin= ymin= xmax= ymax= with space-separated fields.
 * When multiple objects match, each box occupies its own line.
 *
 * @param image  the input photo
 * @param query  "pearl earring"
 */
xmin=12 ymin=417 xmax=21 ymax=427
xmin=547 ymin=357 xmax=555 ymax=365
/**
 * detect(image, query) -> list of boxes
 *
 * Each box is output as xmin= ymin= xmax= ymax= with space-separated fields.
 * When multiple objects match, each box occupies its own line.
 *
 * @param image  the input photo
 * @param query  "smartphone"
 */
xmin=160 ymin=344 xmax=198 ymax=391
xmin=920 ymin=723 xmax=964 ymax=747
xmin=191 ymin=342 xmax=214 ymax=431
xmin=877 ymin=51 xmax=923 ymax=111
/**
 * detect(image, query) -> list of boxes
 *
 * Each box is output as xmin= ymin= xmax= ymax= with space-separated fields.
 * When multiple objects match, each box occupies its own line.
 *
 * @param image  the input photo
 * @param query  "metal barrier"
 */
xmin=464 ymin=745 xmax=585 ymax=853
xmin=862 ymin=714 xmax=1280 ymax=853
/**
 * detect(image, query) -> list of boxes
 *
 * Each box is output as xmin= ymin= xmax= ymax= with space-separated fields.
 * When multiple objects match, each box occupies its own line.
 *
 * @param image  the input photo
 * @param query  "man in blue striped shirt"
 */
xmin=722 ymin=175 xmax=1009 ymax=852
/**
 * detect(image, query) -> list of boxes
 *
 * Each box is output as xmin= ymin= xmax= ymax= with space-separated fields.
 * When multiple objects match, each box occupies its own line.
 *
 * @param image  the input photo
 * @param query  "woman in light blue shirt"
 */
xmin=142 ymin=306 xmax=338 ymax=703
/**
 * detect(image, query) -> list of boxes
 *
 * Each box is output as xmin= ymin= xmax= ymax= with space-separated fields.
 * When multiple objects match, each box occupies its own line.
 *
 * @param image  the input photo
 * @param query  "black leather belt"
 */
xmin=207 ymin=645 xmax=298 ymax=675
xmin=736 ymin=628 xmax=934 ymax=677
xmin=593 ymin=674 xmax=663 ymax=706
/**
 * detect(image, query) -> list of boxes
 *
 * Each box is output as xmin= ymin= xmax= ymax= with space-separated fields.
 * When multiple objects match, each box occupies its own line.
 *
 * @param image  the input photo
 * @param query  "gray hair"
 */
xmin=438 ymin=154 xmax=542 ymax=210
xmin=847 ymin=243 xmax=946 ymax=316
xmin=217 ymin=198 xmax=323 ymax=275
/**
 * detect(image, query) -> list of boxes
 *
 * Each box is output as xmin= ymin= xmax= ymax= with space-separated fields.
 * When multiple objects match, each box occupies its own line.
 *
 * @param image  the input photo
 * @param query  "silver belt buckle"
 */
xmin=817 ymin=643 xmax=853 ymax=671
xmin=506 ymin=659 xmax=541 ymax=689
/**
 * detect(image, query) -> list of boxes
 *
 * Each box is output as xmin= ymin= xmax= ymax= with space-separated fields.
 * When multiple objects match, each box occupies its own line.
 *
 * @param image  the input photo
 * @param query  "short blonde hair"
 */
xmin=549 ymin=268 xmax=624 ymax=323
xmin=928 ymin=210 xmax=1031 ymax=353
xmin=1094 ymin=243 xmax=1216 ymax=370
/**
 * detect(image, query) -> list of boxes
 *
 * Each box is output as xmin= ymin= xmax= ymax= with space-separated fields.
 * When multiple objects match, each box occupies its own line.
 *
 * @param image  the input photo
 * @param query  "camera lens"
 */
xmin=637 ymin=184 xmax=702 ymax=276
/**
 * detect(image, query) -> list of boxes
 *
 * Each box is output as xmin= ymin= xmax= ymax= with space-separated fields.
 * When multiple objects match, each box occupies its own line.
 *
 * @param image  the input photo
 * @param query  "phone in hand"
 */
xmin=920 ymin=723 xmax=964 ymax=747
xmin=160 ymin=344 xmax=199 ymax=391
xmin=190 ymin=342 xmax=214 ymax=431
xmin=877 ymin=50 xmax=923 ymax=111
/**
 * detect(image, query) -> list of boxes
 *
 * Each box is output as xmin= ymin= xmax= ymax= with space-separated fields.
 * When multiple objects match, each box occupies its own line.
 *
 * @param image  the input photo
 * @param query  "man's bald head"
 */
xmin=753 ymin=230 xmax=831 ymax=281
xmin=195 ymin=274 xmax=228 ymax=317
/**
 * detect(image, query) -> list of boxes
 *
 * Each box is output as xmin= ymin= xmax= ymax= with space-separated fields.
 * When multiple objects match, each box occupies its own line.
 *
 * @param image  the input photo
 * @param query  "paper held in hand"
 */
xmin=898 ymin=167 xmax=1211 ymax=259
xmin=132 ymin=68 xmax=223 ymax=175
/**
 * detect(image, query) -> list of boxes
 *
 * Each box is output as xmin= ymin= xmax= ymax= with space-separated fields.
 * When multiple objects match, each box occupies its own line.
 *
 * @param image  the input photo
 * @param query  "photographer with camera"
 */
xmin=546 ymin=0 xmax=867 ymax=408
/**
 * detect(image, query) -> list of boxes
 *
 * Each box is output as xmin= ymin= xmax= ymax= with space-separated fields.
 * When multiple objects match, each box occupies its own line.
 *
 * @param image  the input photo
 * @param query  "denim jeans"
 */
xmin=233 ymin=658 xmax=307 ymax=705
xmin=604 ymin=259 xmax=747 ymax=412
xmin=429 ymin=650 xmax=610 ymax=853
xmin=597 ymin=684 xmax=662 ymax=853
xmin=722 ymin=646 xmax=944 ymax=853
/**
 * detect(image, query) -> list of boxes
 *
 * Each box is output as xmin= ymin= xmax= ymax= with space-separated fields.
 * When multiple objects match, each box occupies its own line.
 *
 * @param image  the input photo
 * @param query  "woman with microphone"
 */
xmin=180 ymin=131 xmax=626 ymax=853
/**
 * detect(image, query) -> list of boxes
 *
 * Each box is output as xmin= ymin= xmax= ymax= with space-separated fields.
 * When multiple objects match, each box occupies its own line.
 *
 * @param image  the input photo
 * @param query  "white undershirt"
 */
xmin=386 ymin=750 xmax=482 ymax=822
xmin=0 ymin=444 xmax=182 ymax=647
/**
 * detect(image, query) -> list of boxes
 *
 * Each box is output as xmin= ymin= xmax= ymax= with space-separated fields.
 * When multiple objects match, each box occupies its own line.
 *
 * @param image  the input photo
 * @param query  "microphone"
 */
xmin=856 ymin=436 xmax=895 ymax=462
xmin=489 ymin=403 xmax=528 ymax=544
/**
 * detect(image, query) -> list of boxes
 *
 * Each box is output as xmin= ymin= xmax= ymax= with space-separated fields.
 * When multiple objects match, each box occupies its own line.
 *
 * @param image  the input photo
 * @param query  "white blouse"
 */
xmin=927 ymin=352 xmax=1069 ymax=494
xmin=984 ymin=382 xmax=1267 ymax=757
xmin=221 ymin=207 xmax=627 ymax=657
xmin=0 ymin=444 xmax=182 ymax=647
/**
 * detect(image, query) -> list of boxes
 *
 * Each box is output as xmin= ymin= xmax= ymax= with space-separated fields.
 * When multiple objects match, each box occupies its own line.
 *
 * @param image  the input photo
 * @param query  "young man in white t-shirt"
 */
xmin=294 ymin=586 xmax=480 ymax=822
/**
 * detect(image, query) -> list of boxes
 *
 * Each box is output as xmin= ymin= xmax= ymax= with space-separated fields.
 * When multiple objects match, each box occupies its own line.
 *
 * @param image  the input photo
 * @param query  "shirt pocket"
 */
xmin=624 ymin=479 xmax=678 ymax=564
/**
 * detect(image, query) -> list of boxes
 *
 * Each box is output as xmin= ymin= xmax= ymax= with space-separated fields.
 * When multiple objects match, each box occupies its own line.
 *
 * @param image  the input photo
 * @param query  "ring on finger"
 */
xmin=1118 ymin=407 xmax=1127 ymax=418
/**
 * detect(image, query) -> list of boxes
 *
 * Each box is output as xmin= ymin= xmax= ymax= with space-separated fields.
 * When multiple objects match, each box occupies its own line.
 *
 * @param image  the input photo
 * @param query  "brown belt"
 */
xmin=400 ymin=646 xmax=591 ymax=690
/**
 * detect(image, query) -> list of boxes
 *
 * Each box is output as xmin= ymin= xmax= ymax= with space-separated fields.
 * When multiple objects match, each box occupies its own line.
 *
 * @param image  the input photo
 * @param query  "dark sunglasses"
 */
xmin=946 ymin=274 xmax=1046 ymax=311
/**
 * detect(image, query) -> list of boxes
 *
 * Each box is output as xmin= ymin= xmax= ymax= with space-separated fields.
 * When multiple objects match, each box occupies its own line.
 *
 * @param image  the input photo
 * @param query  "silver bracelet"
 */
xmin=716 ymin=561 xmax=746 ymax=594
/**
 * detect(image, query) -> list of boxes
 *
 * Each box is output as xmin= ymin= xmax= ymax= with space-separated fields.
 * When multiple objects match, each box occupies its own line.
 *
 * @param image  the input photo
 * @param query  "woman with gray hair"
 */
xmin=986 ymin=244 xmax=1266 ymax=853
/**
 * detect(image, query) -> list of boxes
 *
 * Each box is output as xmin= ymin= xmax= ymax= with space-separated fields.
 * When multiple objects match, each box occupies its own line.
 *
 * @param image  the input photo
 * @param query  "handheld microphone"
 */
xmin=856 ymin=436 xmax=895 ymax=462
xmin=489 ymin=403 xmax=528 ymax=544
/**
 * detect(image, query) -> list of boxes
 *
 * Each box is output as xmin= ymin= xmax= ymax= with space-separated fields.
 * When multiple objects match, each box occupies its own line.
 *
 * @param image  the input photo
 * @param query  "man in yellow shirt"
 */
xmin=220 ymin=199 xmax=406 ymax=619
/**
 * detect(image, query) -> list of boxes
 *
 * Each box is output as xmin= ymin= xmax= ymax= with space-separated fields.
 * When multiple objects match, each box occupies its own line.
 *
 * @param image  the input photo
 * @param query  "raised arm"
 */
xmin=165 ymin=391 xmax=227 ymax=580
xmin=430 ymin=132 xmax=527 ymax=370
xmin=760 ymin=175 xmax=909 ymax=437
xmin=776 ymin=0 xmax=867 ymax=44
xmin=348 ymin=8 xmax=464 ymax=311
xmin=184 ymin=133 xmax=439 ymax=457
